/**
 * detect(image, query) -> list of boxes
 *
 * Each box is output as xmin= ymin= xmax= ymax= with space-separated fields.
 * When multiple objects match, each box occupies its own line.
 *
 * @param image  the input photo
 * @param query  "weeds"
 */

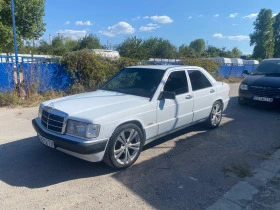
xmin=224 ymin=163 xmax=253 ymax=178
xmin=0 ymin=90 xmax=65 ymax=107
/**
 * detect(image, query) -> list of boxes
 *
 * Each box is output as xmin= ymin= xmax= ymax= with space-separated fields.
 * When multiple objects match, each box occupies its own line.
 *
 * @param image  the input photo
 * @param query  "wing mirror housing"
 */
xmin=158 ymin=91 xmax=176 ymax=100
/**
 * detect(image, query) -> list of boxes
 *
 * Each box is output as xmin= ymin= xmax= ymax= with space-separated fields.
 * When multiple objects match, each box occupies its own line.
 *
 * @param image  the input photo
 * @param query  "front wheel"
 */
xmin=103 ymin=123 xmax=144 ymax=169
xmin=204 ymin=101 xmax=223 ymax=129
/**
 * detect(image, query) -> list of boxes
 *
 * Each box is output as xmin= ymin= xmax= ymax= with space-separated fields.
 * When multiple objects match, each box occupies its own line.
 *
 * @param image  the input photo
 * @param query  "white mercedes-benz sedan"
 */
xmin=32 ymin=65 xmax=230 ymax=169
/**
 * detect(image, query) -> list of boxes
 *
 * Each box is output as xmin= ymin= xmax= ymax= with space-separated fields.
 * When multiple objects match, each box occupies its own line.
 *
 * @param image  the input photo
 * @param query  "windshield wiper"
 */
xmin=251 ymin=73 xmax=265 ymax=76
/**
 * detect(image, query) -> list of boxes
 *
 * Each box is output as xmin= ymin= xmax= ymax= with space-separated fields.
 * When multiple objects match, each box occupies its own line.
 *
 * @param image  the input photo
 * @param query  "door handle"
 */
xmin=210 ymin=89 xmax=215 ymax=93
xmin=185 ymin=94 xmax=193 ymax=99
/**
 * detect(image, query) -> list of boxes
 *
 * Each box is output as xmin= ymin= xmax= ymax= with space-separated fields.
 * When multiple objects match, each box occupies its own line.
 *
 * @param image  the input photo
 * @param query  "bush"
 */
xmin=62 ymin=52 xmax=139 ymax=91
xmin=0 ymin=91 xmax=21 ymax=107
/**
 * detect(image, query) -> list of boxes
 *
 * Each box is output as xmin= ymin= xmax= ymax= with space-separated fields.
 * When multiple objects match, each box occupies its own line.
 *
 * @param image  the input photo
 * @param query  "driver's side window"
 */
xmin=164 ymin=71 xmax=188 ymax=95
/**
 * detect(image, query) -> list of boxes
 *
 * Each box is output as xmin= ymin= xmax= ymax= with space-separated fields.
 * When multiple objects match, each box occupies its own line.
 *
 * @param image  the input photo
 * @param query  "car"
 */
xmin=32 ymin=65 xmax=230 ymax=169
xmin=239 ymin=58 xmax=280 ymax=106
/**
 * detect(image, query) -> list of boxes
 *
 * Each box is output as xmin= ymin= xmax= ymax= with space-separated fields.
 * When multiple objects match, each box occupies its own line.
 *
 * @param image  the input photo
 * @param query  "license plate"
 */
xmin=38 ymin=133 xmax=55 ymax=148
xmin=253 ymin=96 xmax=273 ymax=102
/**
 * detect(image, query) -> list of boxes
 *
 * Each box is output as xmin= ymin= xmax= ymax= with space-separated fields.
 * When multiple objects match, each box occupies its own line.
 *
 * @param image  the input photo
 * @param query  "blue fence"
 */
xmin=218 ymin=65 xmax=257 ymax=78
xmin=22 ymin=60 xmax=71 ymax=92
xmin=0 ymin=56 xmax=14 ymax=92
xmin=0 ymin=56 xmax=71 ymax=93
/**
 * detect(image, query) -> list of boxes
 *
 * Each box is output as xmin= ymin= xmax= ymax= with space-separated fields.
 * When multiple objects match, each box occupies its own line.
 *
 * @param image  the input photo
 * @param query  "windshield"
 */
xmin=100 ymin=68 xmax=165 ymax=98
xmin=251 ymin=60 xmax=280 ymax=76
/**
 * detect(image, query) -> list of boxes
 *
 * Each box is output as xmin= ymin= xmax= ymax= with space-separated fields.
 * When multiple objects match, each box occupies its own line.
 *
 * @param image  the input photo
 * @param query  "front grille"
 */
xmin=250 ymin=86 xmax=280 ymax=97
xmin=41 ymin=108 xmax=66 ymax=133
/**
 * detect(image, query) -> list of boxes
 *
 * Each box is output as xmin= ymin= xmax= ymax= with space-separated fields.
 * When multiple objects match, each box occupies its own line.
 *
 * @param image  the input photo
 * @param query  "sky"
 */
xmin=43 ymin=0 xmax=280 ymax=55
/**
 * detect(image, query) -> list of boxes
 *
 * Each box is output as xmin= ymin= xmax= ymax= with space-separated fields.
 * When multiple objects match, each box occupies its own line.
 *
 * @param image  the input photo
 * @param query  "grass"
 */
xmin=224 ymin=163 xmax=253 ymax=178
xmin=215 ymin=76 xmax=243 ymax=84
xmin=0 ymin=90 xmax=65 ymax=107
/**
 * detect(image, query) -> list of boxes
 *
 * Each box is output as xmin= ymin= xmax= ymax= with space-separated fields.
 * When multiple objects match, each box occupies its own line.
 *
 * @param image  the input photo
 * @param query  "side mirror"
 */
xmin=158 ymin=91 xmax=176 ymax=100
xmin=243 ymin=70 xmax=249 ymax=75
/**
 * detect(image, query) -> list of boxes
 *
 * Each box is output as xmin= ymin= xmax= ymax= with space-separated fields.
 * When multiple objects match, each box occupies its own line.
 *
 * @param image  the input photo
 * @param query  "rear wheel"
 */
xmin=204 ymin=101 xmax=223 ymax=129
xmin=103 ymin=123 xmax=144 ymax=169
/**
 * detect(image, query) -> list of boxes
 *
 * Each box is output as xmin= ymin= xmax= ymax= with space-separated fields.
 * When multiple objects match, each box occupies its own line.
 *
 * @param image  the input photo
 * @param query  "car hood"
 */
xmin=41 ymin=90 xmax=150 ymax=122
xmin=243 ymin=75 xmax=280 ymax=88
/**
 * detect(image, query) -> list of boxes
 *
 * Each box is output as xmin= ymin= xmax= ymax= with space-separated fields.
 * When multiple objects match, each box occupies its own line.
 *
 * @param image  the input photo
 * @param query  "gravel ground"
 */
xmin=1 ymin=83 xmax=280 ymax=210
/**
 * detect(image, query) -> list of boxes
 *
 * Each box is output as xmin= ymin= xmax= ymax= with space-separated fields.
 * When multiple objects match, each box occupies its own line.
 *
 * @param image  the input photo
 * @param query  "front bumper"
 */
xmin=239 ymin=90 xmax=280 ymax=106
xmin=32 ymin=118 xmax=108 ymax=160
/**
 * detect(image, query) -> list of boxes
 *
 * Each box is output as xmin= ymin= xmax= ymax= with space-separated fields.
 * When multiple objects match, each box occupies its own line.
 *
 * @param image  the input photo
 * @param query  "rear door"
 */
xmin=157 ymin=70 xmax=194 ymax=135
xmin=187 ymin=69 xmax=215 ymax=122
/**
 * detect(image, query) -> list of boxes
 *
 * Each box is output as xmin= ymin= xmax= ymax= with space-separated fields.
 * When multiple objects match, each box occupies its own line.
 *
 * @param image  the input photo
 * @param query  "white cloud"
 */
xmin=198 ymin=14 xmax=204 ymax=18
xmin=243 ymin=13 xmax=258 ymax=19
xmin=99 ymin=22 xmax=135 ymax=37
xmin=213 ymin=33 xmax=225 ymax=39
xmin=58 ymin=29 xmax=87 ymax=40
xmin=229 ymin=13 xmax=238 ymax=18
xmin=214 ymin=14 xmax=219 ymax=17
xmin=150 ymin=15 xmax=173 ymax=24
xmin=232 ymin=24 xmax=238 ymax=26
xmin=75 ymin=21 xmax=92 ymax=26
xmin=228 ymin=35 xmax=250 ymax=41
xmin=139 ymin=24 xmax=160 ymax=32
xmin=132 ymin=16 xmax=141 ymax=21
xmin=147 ymin=23 xmax=158 ymax=27
xmin=65 ymin=21 xmax=70 ymax=25
xmin=188 ymin=16 xmax=193 ymax=19
xmin=213 ymin=33 xmax=249 ymax=41
xmin=273 ymin=13 xmax=277 ymax=17
xmin=143 ymin=16 xmax=150 ymax=19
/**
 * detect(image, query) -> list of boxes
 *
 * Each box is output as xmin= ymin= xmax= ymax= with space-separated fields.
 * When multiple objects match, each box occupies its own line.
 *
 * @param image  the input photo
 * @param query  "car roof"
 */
xmin=127 ymin=65 xmax=200 ymax=71
xmin=264 ymin=58 xmax=280 ymax=61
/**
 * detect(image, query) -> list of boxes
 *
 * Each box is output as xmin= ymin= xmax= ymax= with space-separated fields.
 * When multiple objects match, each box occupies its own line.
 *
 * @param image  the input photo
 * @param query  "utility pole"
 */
xmin=10 ymin=0 xmax=20 ymax=93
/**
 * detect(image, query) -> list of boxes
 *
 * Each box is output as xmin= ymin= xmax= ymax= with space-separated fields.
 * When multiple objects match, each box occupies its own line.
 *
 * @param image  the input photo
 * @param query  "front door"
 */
xmin=157 ymin=70 xmax=194 ymax=135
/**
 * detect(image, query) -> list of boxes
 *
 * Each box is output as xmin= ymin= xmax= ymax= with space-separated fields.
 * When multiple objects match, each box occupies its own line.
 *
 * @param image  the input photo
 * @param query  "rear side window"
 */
xmin=188 ymin=70 xmax=212 ymax=91
xmin=164 ymin=71 xmax=188 ymax=95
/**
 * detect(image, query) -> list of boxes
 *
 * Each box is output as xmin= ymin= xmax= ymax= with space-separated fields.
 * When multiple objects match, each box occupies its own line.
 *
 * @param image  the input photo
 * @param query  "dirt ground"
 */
xmin=1 ymin=83 xmax=280 ymax=210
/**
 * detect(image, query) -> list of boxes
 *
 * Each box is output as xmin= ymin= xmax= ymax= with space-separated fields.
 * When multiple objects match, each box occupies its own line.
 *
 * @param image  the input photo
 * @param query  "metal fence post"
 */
xmin=10 ymin=0 xmax=20 ymax=93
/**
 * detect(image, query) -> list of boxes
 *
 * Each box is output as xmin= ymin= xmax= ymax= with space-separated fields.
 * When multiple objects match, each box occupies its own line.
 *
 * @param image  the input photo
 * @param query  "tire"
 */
xmin=204 ymin=101 xmax=223 ymax=129
xmin=238 ymin=97 xmax=246 ymax=105
xmin=103 ymin=123 xmax=144 ymax=169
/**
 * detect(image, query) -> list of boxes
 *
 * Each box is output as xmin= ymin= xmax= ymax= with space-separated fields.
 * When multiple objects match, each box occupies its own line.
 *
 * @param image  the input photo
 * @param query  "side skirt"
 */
xmin=144 ymin=118 xmax=207 ymax=145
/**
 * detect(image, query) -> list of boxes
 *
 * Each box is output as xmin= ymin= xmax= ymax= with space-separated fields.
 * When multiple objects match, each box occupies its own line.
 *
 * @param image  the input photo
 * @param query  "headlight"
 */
xmin=240 ymin=84 xmax=248 ymax=90
xmin=38 ymin=105 xmax=43 ymax=119
xmin=66 ymin=120 xmax=100 ymax=138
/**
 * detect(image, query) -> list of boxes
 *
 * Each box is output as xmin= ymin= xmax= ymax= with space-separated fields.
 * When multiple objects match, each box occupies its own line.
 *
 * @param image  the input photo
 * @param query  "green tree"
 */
xmin=116 ymin=36 xmax=145 ymax=60
xmin=273 ymin=13 xmax=280 ymax=58
xmin=0 ymin=0 xmax=46 ymax=53
xmin=37 ymin=40 xmax=52 ymax=55
xmin=19 ymin=40 xmax=39 ymax=54
xmin=142 ymin=37 xmax=159 ymax=59
xmin=155 ymin=38 xmax=177 ymax=59
xmin=65 ymin=37 xmax=79 ymax=52
xmin=250 ymin=9 xmax=274 ymax=59
xmin=79 ymin=34 xmax=103 ymax=50
xmin=189 ymin=39 xmax=206 ymax=55
xmin=142 ymin=37 xmax=177 ymax=59
xmin=179 ymin=44 xmax=198 ymax=58
xmin=231 ymin=47 xmax=243 ymax=58
xmin=206 ymin=45 xmax=220 ymax=57
xmin=52 ymin=36 xmax=67 ymax=56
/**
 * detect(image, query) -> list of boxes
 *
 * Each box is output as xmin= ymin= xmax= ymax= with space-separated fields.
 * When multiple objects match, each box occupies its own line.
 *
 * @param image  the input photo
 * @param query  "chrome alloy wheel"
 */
xmin=113 ymin=128 xmax=141 ymax=165
xmin=211 ymin=103 xmax=222 ymax=126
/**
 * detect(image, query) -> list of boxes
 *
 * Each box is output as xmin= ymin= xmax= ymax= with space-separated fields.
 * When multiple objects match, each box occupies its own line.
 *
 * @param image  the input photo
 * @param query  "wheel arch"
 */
xmin=113 ymin=120 xmax=147 ymax=141
xmin=214 ymin=98 xmax=224 ymax=110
